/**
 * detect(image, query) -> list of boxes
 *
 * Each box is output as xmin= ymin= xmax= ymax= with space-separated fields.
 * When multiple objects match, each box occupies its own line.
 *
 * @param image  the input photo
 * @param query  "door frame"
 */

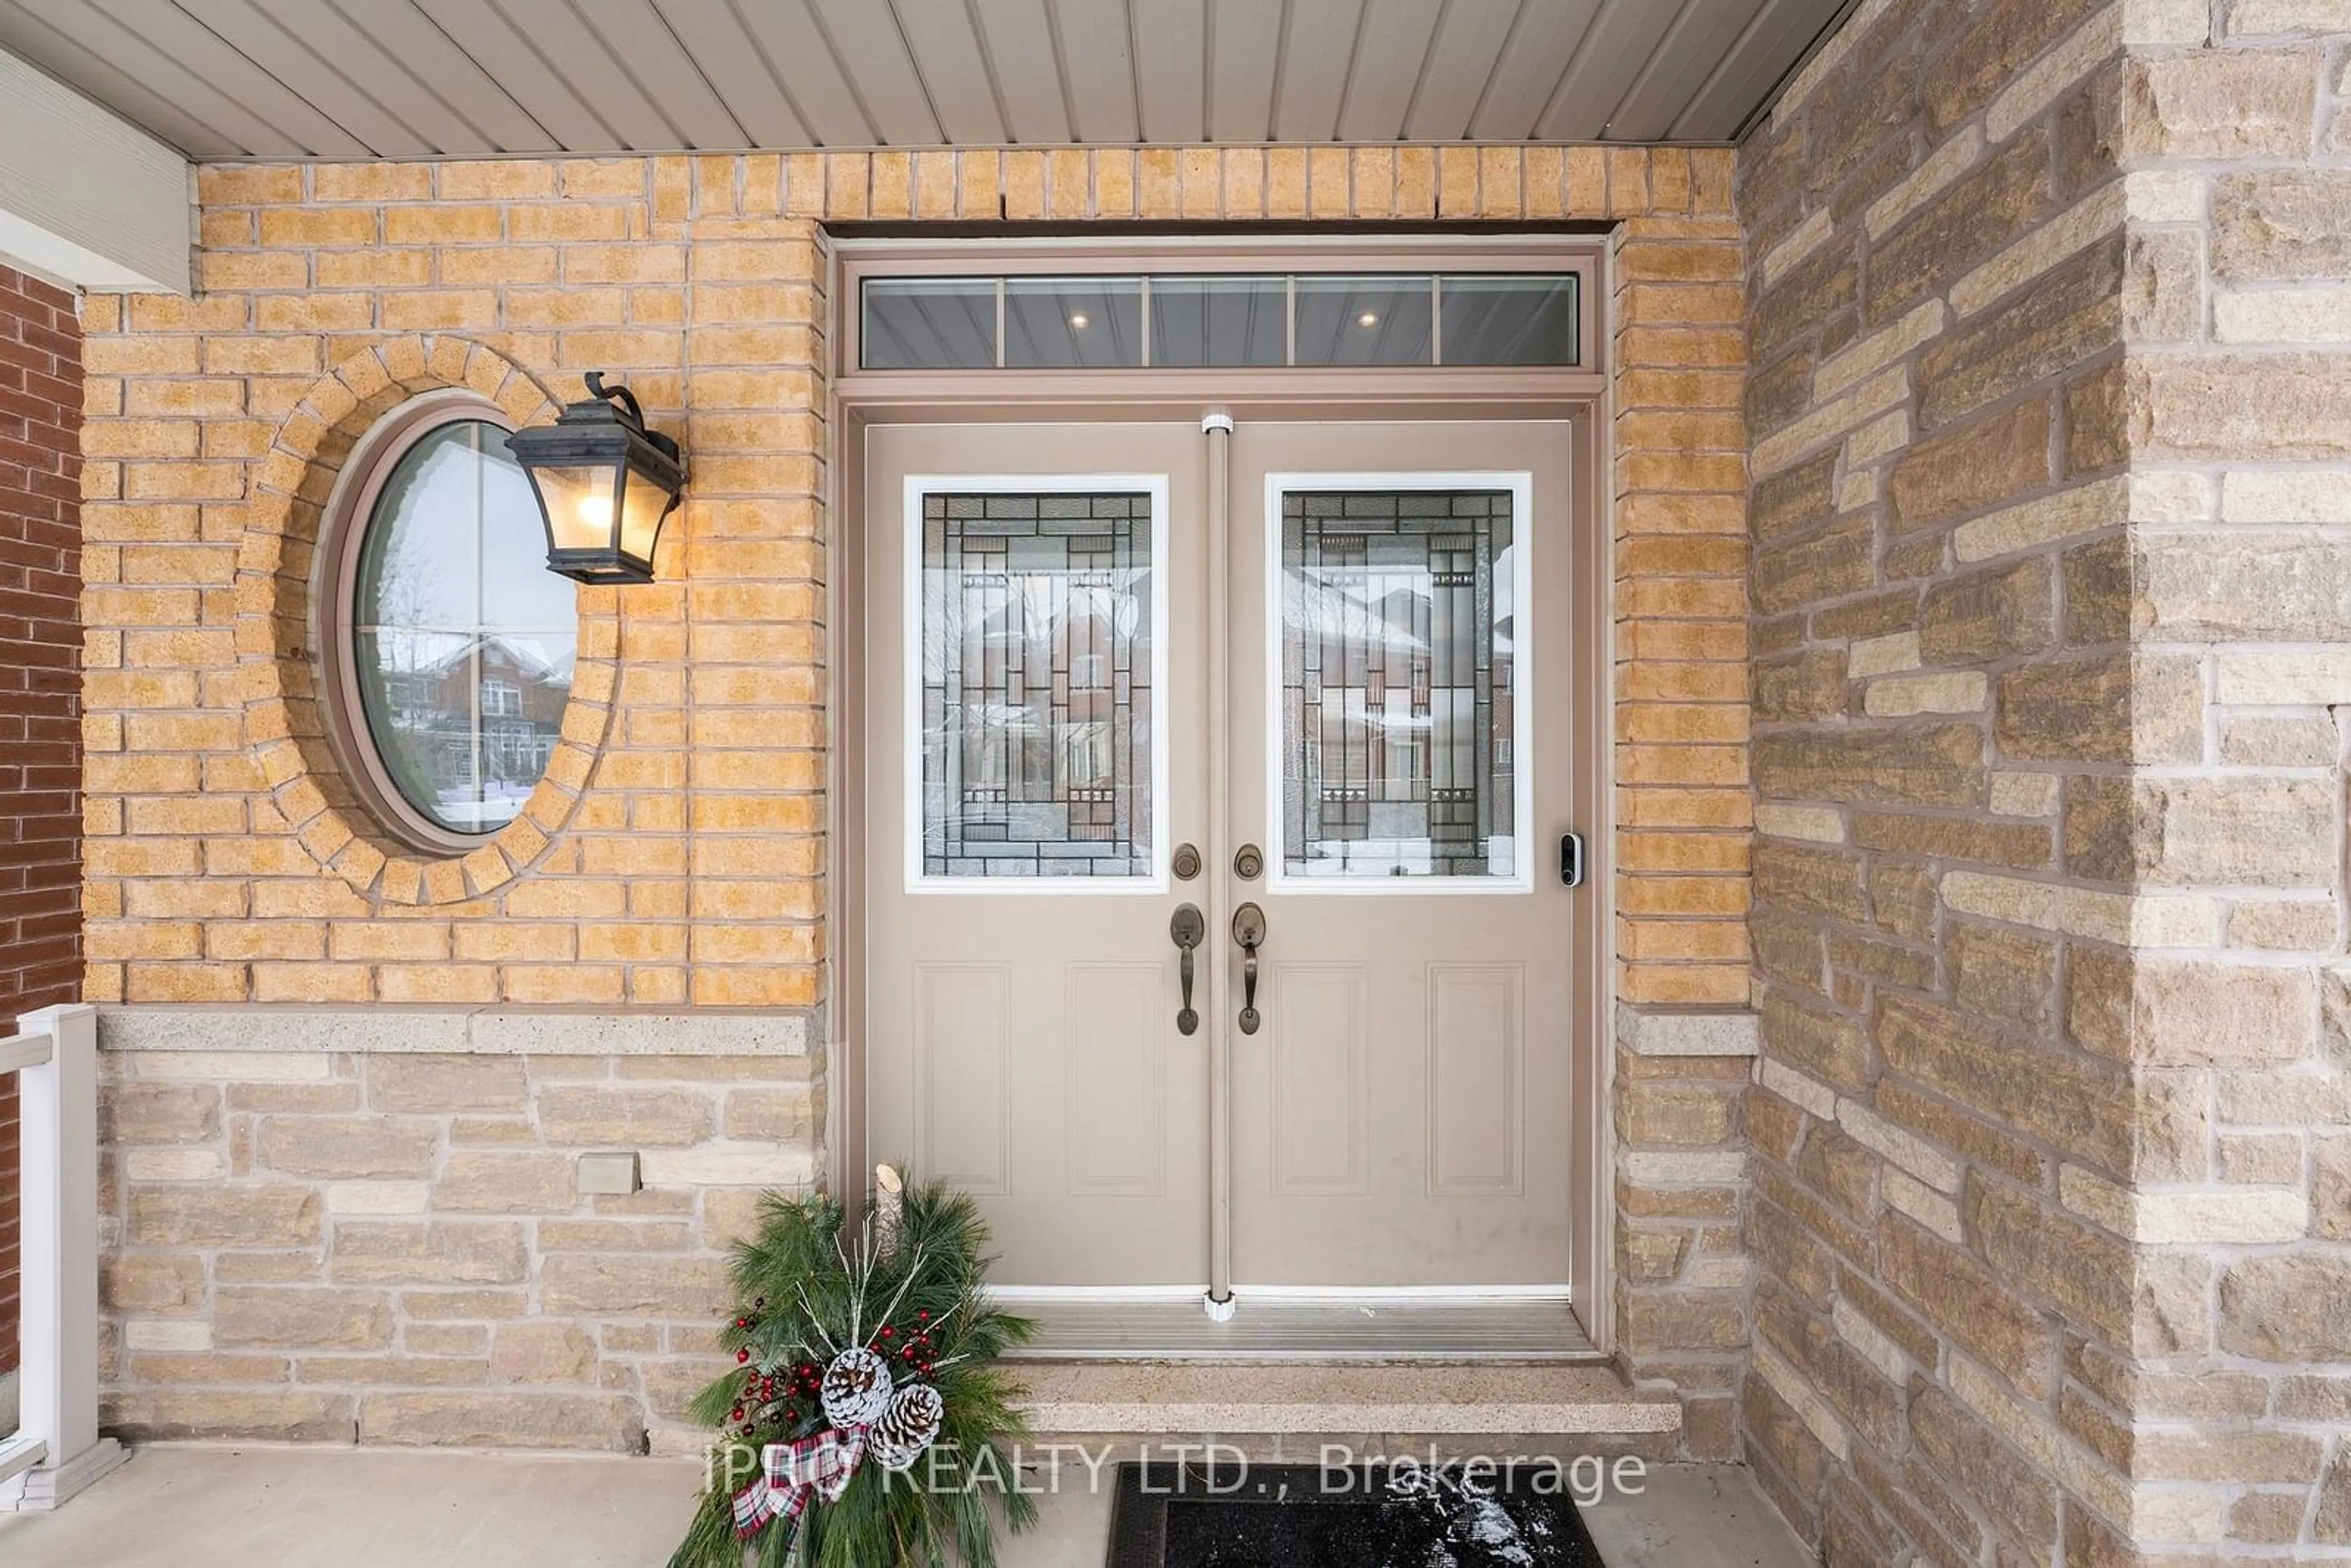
xmin=826 ymin=233 xmax=1618 ymax=1351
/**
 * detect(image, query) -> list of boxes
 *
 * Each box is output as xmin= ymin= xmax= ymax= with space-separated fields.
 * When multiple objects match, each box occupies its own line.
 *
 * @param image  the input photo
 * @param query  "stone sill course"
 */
xmin=97 ymin=1005 xmax=813 ymax=1056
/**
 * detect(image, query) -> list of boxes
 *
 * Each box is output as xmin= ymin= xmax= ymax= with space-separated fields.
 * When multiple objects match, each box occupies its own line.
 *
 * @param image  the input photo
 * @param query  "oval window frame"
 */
xmin=313 ymin=388 xmax=568 ymax=857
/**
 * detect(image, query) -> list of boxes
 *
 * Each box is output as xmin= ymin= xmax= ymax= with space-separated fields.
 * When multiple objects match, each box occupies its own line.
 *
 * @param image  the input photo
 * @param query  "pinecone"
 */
xmin=868 ymin=1383 xmax=945 ymax=1472
xmin=819 ymin=1346 xmax=893 ymax=1428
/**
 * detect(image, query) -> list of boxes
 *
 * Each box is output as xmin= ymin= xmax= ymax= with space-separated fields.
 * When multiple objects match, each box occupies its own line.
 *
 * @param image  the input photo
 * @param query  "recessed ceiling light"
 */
xmin=1068 ymin=312 xmax=1090 ymax=329
xmin=1357 ymin=312 xmax=1379 ymax=328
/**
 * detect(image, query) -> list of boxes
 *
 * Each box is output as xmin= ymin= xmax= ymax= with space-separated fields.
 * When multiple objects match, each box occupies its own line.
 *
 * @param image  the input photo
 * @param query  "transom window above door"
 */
xmin=858 ymin=271 xmax=1581 ymax=371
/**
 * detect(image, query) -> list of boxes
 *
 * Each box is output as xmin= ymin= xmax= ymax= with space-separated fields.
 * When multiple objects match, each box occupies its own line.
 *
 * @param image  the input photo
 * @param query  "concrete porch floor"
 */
xmin=0 ymin=1444 xmax=1815 ymax=1566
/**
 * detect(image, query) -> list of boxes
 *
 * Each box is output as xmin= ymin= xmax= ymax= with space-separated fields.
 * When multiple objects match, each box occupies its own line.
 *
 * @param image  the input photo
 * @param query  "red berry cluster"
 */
xmin=876 ymin=1308 xmax=939 ymax=1379
xmin=732 ymin=1358 xmax=822 ymax=1439
xmin=727 ymin=1300 xmax=792 ymax=1438
xmin=732 ymin=1304 xmax=763 ymax=1365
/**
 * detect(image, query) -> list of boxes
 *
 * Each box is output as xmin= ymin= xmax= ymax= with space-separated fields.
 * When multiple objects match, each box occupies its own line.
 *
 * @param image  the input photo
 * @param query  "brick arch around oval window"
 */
xmin=234 ymin=334 xmax=619 ymax=907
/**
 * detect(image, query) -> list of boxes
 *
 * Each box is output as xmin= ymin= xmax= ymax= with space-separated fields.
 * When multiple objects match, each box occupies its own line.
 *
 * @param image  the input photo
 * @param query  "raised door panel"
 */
xmin=1064 ymin=962 xmax=1168 ymax=1196
xmin=1427 ymin=964 xmax=1524 ymax=1197
xmin=915 ymin=963 xmax=1011 ymax=1193
xmin=1265 ymin=963 xmax=1368 ymax=1197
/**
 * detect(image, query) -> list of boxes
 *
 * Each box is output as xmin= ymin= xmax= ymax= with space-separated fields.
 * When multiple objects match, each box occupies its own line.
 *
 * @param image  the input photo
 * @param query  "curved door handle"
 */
xmin=1171 ymin=904 xmax=1205 ymax=1036
xmin=1232 ymin=902 xmax=1267 ymax=1035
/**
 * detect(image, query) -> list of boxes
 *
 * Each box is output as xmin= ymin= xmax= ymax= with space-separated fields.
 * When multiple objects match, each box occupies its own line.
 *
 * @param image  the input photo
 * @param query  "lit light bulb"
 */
xmin=574 ymin=494 xmax=610 ymax=531
xmin=1068 ymin=312 xmax=1090 ymax=329
xmin=1356 ymin=311 xmax=1379 ymax=328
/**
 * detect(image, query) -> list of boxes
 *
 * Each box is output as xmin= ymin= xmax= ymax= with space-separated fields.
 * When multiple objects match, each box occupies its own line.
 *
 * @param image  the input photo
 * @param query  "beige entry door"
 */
xmin=866 ymin=418 xmax=1578 ymax=1294
xmin=1226 ymin=422 xmax=1576 ymax=1289
xmin=866 ymin=422 xmax=1209 ymax=1288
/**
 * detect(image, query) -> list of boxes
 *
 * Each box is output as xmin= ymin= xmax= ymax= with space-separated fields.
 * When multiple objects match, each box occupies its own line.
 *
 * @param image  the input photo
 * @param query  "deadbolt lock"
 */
xmin=1172 ymin=842 xmax=1202 ymax=880
xmin=1234 ymin=844 xmax=1264 ymax=880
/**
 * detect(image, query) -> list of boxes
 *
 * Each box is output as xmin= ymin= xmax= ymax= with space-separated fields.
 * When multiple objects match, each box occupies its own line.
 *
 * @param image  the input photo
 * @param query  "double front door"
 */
xmin=864 ymin=417 xmax=1582 ymax=1295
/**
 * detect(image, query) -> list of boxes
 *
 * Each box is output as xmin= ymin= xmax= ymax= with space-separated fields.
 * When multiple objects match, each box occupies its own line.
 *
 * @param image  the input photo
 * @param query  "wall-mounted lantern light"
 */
xmin=504 ymin=372 xmax=687 ymax=585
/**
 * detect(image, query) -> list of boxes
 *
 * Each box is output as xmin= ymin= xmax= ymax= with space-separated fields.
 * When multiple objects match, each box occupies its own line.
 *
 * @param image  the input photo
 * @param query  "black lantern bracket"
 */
xmin=580 ymin=371 xmax=681 ymax=465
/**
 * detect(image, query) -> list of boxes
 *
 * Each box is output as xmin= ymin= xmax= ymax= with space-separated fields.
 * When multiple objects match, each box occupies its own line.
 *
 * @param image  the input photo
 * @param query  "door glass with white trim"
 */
xmin=915 ymin=485 xmax=1160 ymax=882
xmin=1272 ymin=481 xmax=1522 ymax=885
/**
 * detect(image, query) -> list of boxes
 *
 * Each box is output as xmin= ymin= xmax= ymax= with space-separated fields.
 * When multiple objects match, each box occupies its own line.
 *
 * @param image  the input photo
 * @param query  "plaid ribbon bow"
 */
xmin=733 ymin=1426 xmax=870 ymax=1544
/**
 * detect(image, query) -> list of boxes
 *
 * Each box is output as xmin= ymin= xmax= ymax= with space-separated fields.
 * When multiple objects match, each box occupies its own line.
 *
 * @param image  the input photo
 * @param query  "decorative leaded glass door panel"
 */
xmin=1271 ymin=477 xmax=1530 ymax=888
xmin=913 ymin=481 xmax=1164 ymax=885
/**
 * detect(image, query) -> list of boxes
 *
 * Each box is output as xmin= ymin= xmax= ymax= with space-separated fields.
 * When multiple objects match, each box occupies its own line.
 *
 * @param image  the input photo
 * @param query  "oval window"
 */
xmin=326 ymin=399 xmax=578 ymax=849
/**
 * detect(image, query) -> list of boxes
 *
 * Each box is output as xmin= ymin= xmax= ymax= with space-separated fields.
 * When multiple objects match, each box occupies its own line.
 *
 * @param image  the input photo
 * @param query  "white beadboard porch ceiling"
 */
xmin=0 ymin=0 xmax=1851 ymax=162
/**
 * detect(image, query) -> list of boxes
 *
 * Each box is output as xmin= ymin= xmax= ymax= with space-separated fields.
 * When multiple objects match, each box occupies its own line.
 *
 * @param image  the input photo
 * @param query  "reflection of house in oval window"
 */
xmin=324 ymin=398 xmax=579 ymax=852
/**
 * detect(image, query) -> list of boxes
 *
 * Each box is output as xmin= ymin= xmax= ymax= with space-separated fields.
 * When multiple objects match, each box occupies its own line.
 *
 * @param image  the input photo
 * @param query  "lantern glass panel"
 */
xmin=618 ymin=467 xmax=670 ymax=566
xmin=533 ymin=462 xmax=621 ymax=555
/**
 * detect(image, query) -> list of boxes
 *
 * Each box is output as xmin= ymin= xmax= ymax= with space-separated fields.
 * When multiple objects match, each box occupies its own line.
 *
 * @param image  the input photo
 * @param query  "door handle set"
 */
xmin=1170 ymin=904 xmax=1204 ymax=1035
xmin=1169 ymin=900 xmax=1269 ymax=1036
xmin=1232 ymin=902 xmax=1266 ymax=1035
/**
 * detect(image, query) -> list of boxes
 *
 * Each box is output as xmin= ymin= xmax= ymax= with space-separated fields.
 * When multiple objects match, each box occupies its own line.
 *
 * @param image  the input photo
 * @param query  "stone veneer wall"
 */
xmin=79 ymin=146 xmax=1753 ymax=1449
xmin=96 ymin=1016 xmax=813 ymax=1453
xmin=1741 ymin=0 xmax=2351 ymax=1558
xmin=2107 ymin=6 xmax=2351 ymax=1553
xmin=1612 ymin=1006 xmax=1761 ymax=1461
xmin=0 ymin=265 xmax=84 ymax=1387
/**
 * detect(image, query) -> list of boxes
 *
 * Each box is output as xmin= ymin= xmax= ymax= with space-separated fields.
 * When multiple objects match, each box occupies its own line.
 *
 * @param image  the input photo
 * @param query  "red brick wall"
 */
xmin=0 ymin=264 xmax=83 ymax=1378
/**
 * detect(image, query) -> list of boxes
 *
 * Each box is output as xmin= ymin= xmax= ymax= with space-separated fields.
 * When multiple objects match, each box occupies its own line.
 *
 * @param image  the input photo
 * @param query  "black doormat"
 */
xmin=1106 ymin=1461 xmax=1609 ymax=1567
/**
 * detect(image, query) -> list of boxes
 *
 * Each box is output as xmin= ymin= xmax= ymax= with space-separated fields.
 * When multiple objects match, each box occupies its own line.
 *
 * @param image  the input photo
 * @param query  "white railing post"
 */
xmin=2 ymin=1003 xmax=126 ymax=1510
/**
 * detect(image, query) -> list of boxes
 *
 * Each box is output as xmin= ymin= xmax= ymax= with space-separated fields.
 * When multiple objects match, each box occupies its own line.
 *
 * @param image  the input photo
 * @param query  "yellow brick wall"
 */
xmin=81 ymin=145 xmax=1747 ymax=1013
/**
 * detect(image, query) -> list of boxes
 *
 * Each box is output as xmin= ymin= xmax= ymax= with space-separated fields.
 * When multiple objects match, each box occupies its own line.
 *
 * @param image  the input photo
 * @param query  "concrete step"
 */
xmin=1009 ymin=1360 xmax=1679 ymax=1444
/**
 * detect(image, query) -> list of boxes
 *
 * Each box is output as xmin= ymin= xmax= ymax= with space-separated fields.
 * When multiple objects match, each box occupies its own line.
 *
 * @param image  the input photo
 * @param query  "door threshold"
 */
xmin=999 ymin=1295 xmax=1600 ymax=1362
xmin=1013 ymin=1362 xmax=1674 ymax=1441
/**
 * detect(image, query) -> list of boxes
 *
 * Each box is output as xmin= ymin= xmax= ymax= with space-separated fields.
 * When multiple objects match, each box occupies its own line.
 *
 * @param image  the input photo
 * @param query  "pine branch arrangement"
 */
xmin=665 ymin=1179 xmax=1039 ymax=1568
